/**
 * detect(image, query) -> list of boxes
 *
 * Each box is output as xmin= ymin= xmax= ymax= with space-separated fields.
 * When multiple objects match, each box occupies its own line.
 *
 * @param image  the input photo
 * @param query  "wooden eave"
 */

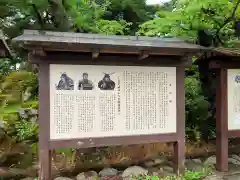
xmin=13 ymin=30 xmax=210 ymax=60
xmin=194 ymin=47 xmax=240 ymax=66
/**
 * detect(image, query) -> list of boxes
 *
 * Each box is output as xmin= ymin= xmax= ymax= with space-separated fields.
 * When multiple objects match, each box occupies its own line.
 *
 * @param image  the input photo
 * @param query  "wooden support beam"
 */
xmin=138 ymin=50 xmax=149 ymax=60
xmin=32 ymin=48 xmax=46 ymax=56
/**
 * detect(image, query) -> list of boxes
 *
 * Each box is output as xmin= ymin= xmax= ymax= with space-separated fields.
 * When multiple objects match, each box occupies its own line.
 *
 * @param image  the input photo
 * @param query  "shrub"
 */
xmin=15 ymin=119 xmax=38 ymax=142
xmin=185 ymin=66 xmax=210 ymax=141
xmin=2 ymin=102 xmax=39 ymax=143
xmin=1 ymin=71 xmax=38 ymax=104
xmin=21 ymin=101 xmax=39 ymax=109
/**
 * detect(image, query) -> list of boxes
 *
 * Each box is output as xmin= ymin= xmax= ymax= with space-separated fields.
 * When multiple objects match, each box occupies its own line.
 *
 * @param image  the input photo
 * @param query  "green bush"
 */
xmin=15 ymin=119 xmax=38 ymax=142
xmin=185 ymin=66 xmax=210 ymax=141
xmin=1 ymin=71 xmax=38 ymax=103
xmin=21 ymin=101 xmax=39 ymax=109
xmin=2 ymin=112 xmax=20 ymax=138
xmin=2 ymin=104 xmax=39 ymax=143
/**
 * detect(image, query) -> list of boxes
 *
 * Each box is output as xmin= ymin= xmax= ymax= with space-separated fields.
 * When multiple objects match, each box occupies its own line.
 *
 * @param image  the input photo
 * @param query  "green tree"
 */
xmin=138 ymin=0 xmax=240 ymax=47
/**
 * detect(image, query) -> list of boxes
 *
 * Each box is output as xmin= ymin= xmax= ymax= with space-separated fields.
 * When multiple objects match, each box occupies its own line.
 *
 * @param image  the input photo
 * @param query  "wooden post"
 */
xmin=216 ymin=68 xmax=228 ymax=172
xmin=174 ymin=66 xmax=185 ymax=175
xmin=39 ymin=61 xmax=52 ymax=179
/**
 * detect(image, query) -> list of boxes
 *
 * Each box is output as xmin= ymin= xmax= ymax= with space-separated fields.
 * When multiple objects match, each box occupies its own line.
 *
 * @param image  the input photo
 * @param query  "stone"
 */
xmin=162 ymin=165 xmax=173 ymax=173
xmin=192 ymin=158 xmax=202 ymax=164
xmin=76 ymin=171 xmax=98 ymax=180
xmin=204 ymin=156 xmax=216 ymax=166
xmin=144 ymin=160 xmax=155 ymax=167
xmin=228 ymin=158 xmax=240 ymax=165
xmin=231 ymin=154 xmax=240 ymax=162
xmin=23 ymin=87 xmax=32 ymax=101
xmin=54 ymin=177 xmax=73 ymax=180
xmin=20 ymin=178 xmax=35 ymax=180
xmin=30 ymin=116 xmax=38 ymax=123
xmin=0 ymin=152 xmax=22 ymax=166
xmin=203 ymin=174 xmax=224 ymax=180
xmin=99 ymin=168 xmax=118 ymax=177
xmin=148 ymin=167 xmax=163 ymax=177
xmin=154 ymin=158 xmax=165 ymax=165
xmin=18 ymin=108 xmax=28 ymax=119
xmin=185 ymin=159 xmax=203 ymax=171
xmin=161 ymin=166 xmax=175 ymax=177
xmin=225 ymin=174 xmax=240 ymax=180
xmin=0 ymin=120 xmax=4 ymax=129
xmin=28 ymin=109 xmax=38 ymax=115
xmin=121 ymin=166 xmax=148 ymax=178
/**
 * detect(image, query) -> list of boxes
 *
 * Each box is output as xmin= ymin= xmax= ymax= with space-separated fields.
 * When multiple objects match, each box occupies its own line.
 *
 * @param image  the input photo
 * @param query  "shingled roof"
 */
xmin=13 ymin=30 xmax=210 ymax=57
xmin=213 ymin=47 xmax=240 ymax=57
xmin=194 ymin=47 xmax=240 ymax=65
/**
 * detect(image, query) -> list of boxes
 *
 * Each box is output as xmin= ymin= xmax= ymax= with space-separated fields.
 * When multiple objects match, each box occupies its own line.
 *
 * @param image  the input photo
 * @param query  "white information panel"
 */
xmin=228 ymin=69 xmax=240 ymax=130
xmin=49 ymin=65 xmax=177 ymax=140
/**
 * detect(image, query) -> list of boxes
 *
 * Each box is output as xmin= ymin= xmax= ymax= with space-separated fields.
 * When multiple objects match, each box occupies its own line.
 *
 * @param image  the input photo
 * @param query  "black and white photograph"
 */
xmin=55 ymin=72 xmax=74 ymax=90
xmin=98 ymin=73 xmax=116 ymax=90
xmin=78 ymin=73 xmax=94 ymax=90
xmin=235 ymin=75 xmax=240 ymax=83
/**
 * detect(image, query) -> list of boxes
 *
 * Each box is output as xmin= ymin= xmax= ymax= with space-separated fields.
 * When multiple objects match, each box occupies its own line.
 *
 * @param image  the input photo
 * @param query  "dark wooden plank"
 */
xmin=173 ymin=66 xmax=185 ymax=175
xmin=23 ymin=43 xmax=201 ymax=57
xmin=28 ymin=52 xmax=188 ymax=67
xmin=49 ymin=133 xmax=178 ymax=149
xmin=216 ymin=68 xmax=228 ymax=172
xmin=209 ymin=59 xmax=240 ymax=69
xmin=228 ymin=130 xmax=240 ymax=137
xmin=38 ymin=62 xmax=51 ymax=180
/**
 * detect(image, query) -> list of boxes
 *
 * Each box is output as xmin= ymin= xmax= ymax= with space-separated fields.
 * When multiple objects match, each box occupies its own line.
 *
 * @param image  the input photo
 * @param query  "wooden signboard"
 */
xmin=13 ymin=30 xmax=206 ymax=179
xmin=196 ymin=49 xmax=240 ymax=172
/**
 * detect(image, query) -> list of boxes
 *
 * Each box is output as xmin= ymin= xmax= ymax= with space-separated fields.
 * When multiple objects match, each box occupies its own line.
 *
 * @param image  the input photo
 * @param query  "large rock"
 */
xmin=231 ymin=154 xmax=240 ymax=161
xmin=203 ymin=174 xmax=224 ymax=180
xmin=0 ymin=152 xmax=21 ymax=166
xmin=121 ymin=166 xmax=148 ymax=178
xmin=204 ymin=156 xmax=216 ymax=166
xmin=27 ymin=108 xmax=38 ymax=116
xmin=143 ymin=160 xmax=155 ymax=168
xmin=54 ymin=177 xmax=73 ymax=180
xmin=228 ymin=157 xmax=240 ymax=165
xmin=18 ymin=108 xmax=29 ymax=119
xmin=153 ymin=158 xmax=165 ymax=166
xmin=76 ymin=171 xmax=98 ymax=180
xmin=205 ymin=155 xmax=240 ymax=166
xmin=99 ymin=168 xmax=118 ymax=177
xmin=20 ymin=178 xmax=35 ymax=180
xmin=185 ymin=159 xmax=203 ymax=171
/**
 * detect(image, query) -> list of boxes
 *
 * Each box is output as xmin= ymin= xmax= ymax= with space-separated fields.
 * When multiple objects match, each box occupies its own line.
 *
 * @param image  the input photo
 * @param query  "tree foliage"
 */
xmin=0 ymin=0 xmax=157 ymax=38
xmin=138 ymin=0 xmax=240 ymax=47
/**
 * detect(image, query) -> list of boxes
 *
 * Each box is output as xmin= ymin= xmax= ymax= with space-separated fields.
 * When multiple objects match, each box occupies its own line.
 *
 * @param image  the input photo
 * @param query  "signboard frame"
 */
xmin=200 ymin=56 xmax=240 ymax=172
xmin=13 ymin=30 xmax=206 ymax=179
